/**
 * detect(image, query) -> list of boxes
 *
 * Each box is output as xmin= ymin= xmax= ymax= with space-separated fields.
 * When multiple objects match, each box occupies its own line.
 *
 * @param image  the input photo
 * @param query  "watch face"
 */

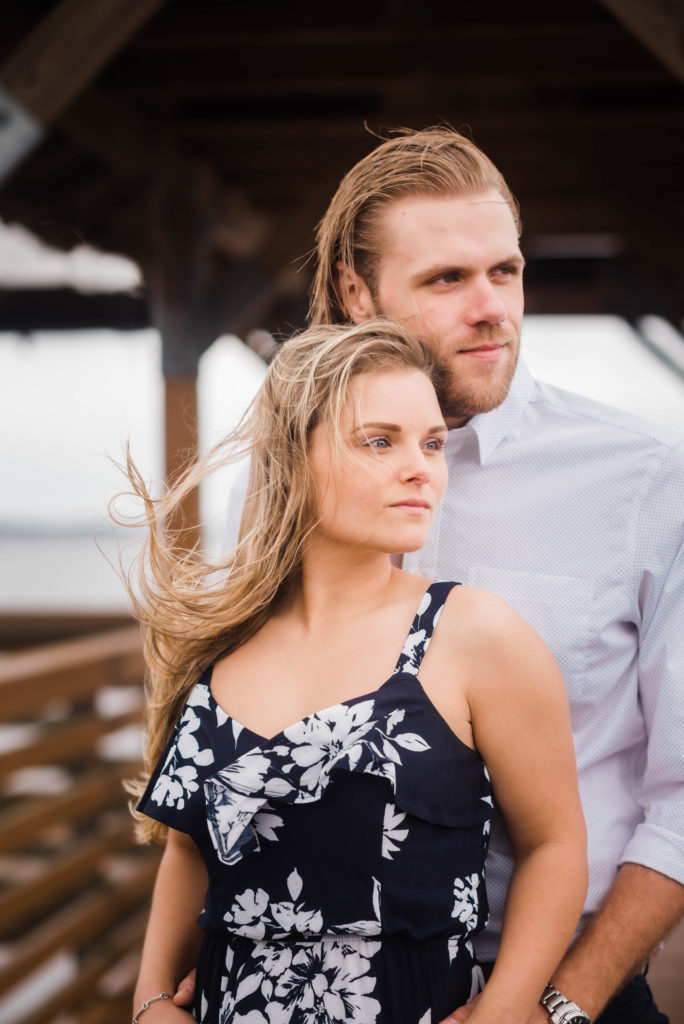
xmin=566 ymin=1017 xmax=589 ymax=1024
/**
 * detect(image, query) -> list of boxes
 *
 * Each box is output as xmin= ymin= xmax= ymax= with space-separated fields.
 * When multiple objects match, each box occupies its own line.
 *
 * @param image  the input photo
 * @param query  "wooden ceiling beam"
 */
xmin=176 ymin=101 xmax=684 ymax=149
xmin=0 ymin=0 xmax=167 ymax=184
xmin=112 ymin=63 xmax=670 ymax=100
xmin=598 ymin=0 xmax=684 ymax=83
xmin=132 ymin=21 xmax=621 ymax=52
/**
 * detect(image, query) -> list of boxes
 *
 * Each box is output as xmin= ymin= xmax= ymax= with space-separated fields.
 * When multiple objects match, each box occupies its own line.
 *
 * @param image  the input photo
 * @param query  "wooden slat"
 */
xmin=0 ymin=612 xmax=135 ymax=649
xmin=0 ymin=769 xmax=126 ymax=854
xmin=0 ymin=820 xmax=134 ymax=938
xmin=0 ymin=620 xmax=156 ymax=1024
xmin=0 ymin=852 xmax=159 ymax=995
xmin=0 ymin=707 xmax=141 ymax=775
xmin=0 ymin=626 xmax=143 ymax=720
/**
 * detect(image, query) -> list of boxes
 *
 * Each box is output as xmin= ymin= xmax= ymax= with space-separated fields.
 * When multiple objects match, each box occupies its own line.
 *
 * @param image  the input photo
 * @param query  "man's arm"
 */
xmin=530 ymin=862 xmax=684 ymax=1021
xmin=537 ymin=441 xmax=684 ymax=1021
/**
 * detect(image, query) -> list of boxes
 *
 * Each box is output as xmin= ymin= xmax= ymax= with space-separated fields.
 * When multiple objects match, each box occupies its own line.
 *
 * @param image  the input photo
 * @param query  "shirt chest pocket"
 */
xmin=463 ymin=566 xmax=595 ymax=702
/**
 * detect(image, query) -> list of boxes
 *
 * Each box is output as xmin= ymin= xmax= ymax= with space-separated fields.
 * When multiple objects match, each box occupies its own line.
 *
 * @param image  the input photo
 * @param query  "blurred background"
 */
xmin=1 ymin=1 xmax=683 ymax=1022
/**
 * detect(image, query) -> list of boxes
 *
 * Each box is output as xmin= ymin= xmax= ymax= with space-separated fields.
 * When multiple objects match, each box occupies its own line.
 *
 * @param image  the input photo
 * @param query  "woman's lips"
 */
xmin=390 ymin=500 xmax=431 ymax=513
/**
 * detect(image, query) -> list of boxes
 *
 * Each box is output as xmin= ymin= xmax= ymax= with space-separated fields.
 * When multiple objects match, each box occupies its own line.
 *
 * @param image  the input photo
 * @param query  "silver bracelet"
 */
xmin=132 ymin=992 xmax=173 ymax=1024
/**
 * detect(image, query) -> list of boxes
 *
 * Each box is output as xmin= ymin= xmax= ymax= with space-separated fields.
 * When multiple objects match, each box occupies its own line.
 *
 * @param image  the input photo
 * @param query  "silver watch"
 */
xmin=540 ymin=983 xmax=592 ymax=1024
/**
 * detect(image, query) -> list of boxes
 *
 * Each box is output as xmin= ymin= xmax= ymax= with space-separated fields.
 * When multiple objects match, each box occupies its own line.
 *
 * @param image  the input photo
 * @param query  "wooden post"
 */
xmin=145 ymin=163 xmax=217 ymax=553
xmin=163 ymin=374 xmax=200 ymax=550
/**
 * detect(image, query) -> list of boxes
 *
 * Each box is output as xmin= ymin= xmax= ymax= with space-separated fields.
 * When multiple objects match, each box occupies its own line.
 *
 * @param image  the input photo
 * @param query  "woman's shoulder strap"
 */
xmin=393 ymin=580 xmax=461 ymax=676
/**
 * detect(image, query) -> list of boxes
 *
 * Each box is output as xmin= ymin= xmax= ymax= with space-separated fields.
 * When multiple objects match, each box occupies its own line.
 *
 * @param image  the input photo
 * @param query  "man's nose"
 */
xmin=464 ymin=279 xmax=507 ymax=326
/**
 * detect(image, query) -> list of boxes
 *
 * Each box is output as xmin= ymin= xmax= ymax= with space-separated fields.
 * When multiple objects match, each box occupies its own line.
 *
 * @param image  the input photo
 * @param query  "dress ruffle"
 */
xmin=204 ymin=686 xmax=491 ymax=867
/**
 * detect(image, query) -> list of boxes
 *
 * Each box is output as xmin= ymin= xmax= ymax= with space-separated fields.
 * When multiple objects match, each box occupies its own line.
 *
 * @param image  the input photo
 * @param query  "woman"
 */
xmin=126 ymin=319 xmax=587 ymax=1024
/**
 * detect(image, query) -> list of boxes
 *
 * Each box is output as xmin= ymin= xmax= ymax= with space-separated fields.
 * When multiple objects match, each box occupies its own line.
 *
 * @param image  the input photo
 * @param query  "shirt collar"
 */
xmin=445 ymin=357 xmax=536 ymax=466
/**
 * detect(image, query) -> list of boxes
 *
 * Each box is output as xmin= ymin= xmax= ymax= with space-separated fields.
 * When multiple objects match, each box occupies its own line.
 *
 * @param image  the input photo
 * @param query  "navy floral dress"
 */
xmin=138 ymin=581 xmax=493 ymax=1024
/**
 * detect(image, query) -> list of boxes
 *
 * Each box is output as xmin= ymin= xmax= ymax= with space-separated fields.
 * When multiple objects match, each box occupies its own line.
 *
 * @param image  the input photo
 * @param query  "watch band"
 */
xmin=540 ymin=983 xmax=592 ymax=1024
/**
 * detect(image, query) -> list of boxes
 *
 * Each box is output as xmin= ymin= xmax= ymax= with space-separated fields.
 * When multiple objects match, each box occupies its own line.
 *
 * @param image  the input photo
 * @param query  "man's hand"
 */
xmin=548 ymin=864 xmax=683 ymax=1019
xmin=173 ymin=968 xmax=196 ymax=1008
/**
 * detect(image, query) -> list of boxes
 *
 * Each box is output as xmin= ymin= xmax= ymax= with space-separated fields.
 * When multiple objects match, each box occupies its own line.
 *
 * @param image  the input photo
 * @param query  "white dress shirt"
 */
xmin=224 ymin=358 xmax=684 ymax=959
xmin=402 ymin=359 xmax=684 ymax=959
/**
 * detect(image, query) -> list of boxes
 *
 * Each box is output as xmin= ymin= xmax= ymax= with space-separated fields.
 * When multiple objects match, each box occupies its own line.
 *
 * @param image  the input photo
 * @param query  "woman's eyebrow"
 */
xmin=355 ymin=421 xmax=447 ymax=434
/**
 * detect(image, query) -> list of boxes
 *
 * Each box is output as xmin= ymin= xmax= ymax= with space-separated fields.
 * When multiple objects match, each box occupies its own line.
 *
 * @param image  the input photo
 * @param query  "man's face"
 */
xmin=348 ymin=190 xmax=525 ymax=428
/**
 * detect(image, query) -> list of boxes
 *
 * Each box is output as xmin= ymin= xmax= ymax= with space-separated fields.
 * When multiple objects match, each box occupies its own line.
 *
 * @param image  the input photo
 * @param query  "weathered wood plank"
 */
xmin=0 ymin=860 xmax=157 ymax=995
xmin=0 ymin=821 xmax=134 ymax=938
xmin=0 ymin=626 xmax=143 ymax=721
xmin=0 ymin=707 xmax=141 ymax=775
xmin=0 ymin=770 xmax=127 ymax=854
xmin=0 ymin=853 xmax=159 ymax=995
xmin=0 ymin=612 xmax=135 ymax=649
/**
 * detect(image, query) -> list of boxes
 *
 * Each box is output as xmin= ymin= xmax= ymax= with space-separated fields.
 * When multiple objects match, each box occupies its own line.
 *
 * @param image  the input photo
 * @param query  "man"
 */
xmin=186 ymin=128 xmax=684 ymax=1022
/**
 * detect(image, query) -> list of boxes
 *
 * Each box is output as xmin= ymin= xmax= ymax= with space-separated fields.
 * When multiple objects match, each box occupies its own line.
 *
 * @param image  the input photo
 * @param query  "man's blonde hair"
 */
xmin=310 ymin=126 xmax=521 ymax=325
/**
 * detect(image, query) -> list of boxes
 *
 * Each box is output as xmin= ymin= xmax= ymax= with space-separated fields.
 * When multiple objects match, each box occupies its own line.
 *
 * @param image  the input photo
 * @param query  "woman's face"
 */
xmin=308 ymin=367 xmax=448 ymax=556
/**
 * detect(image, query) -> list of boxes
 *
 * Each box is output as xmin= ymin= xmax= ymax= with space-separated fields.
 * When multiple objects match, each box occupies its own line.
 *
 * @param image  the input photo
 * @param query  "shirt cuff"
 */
xmin=619 ymin=822 xmax=684 ymax=885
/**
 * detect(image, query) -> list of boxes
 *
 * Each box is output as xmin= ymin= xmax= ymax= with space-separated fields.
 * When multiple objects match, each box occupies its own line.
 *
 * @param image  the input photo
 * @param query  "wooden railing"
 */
xmin=0 ymin=622 xmax=160 ymax=1024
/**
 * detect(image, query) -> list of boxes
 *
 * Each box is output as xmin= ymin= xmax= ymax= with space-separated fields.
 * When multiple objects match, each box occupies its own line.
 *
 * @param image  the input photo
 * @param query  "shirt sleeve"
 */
xmin=620 ymin=439 xmax=684 ymax=884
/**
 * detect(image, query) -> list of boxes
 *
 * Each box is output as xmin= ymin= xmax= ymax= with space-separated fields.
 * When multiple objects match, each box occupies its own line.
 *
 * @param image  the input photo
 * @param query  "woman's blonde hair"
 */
xmin=122 ymin=318 xmax=439 ymax=842
xmin=310 ymin=125 xmax=521 ymax=326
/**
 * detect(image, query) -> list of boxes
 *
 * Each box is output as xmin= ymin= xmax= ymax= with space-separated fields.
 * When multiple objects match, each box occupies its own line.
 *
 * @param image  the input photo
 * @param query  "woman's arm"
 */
xmin=133 ymin=827 xmax=208 ymax=1022
xmin=437 ymin=589 xmax=588 ymax=1024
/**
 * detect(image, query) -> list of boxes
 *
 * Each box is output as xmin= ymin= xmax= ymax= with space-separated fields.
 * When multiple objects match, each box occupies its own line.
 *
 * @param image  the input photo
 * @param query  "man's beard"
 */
xmin=433 ymin=341 xmax=520 ymax=424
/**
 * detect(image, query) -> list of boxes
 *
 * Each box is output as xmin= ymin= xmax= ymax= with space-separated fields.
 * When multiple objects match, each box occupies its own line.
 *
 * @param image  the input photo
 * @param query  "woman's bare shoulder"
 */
xmin=437 ymin=584 xmax=559 ymax=672
xmin=439 ymin=582 xmax=528 ymax=632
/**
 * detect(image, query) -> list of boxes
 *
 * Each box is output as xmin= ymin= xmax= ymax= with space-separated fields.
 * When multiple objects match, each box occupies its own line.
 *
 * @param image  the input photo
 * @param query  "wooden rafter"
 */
xmin=0 ymin=0 xmax=167 ymax=183
xmin=598 ymin=0 xmax=684 ymax=82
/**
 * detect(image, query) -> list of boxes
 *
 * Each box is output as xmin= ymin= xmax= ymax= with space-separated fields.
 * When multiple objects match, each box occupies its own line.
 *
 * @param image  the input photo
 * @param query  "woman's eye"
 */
xmin=365 ymin=436 xmax=390 ymax=449
xmin=425 ymin=438 xmax=446 ymax=451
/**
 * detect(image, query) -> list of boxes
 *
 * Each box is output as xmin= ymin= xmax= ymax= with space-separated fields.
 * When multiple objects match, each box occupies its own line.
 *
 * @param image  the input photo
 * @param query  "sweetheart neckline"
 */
xmin=201 ymin=666 xmax=480 ymax=758
xmin=206 ymin=663 xmax=407 ymax=744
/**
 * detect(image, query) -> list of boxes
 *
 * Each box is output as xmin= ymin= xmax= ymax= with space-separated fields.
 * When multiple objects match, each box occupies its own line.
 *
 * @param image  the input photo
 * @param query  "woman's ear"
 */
xmin=336 ymin=262 xmax=377 ymax=323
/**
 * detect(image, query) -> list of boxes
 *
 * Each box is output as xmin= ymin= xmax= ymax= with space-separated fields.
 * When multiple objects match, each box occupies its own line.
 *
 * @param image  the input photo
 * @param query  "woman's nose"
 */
xmin=399 ymin=449 xmax=431 ymax=483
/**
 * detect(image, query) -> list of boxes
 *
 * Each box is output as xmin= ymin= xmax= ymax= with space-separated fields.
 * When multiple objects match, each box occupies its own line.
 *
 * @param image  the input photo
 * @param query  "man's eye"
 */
xmin=435 ymin=272 xmax=459 ymax=284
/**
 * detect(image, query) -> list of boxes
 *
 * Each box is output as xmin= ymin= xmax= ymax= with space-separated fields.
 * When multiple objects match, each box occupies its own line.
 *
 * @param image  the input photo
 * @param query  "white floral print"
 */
xmin=382 ymin=803 xmax=409 ymax=860
xmin=451 ymin=874 xmax=480 ymax=930
xmin=257 ymin=940 xmax=381 ymax=1023
xmin=150 ymin=699 xmax=214 ymax=809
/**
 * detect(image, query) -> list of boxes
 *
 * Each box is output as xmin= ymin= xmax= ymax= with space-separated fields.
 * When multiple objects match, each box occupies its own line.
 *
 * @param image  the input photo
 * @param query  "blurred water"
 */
xmin=1 ymin=315 xmax=682 ymax=612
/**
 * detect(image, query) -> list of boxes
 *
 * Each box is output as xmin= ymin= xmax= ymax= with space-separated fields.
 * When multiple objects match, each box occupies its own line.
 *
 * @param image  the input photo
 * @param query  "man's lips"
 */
xmin=457 ymin=342 xmax=507 ymax=361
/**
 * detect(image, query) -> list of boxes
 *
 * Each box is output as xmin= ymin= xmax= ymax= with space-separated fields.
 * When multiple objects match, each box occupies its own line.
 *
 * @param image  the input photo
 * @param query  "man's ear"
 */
xmin=336 ymin=262 xmax=377 ymax=323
